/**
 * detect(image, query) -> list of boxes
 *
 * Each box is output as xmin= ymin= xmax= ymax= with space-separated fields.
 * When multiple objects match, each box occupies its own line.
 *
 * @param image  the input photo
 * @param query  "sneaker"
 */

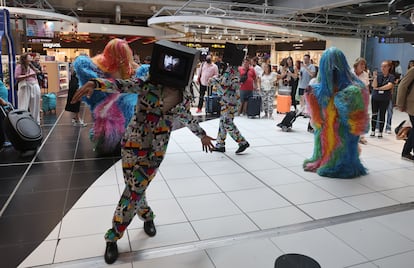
xmin=386 ymin=129 xmax=392 ymax=134
xmin=212 ymin=146 xmax=226 ymax=153
xmin=401 ymin=154 xmax=414 ymax=162
xmin=235 ymin=142 xmax=250 ymax=154
xmin=196 ymin=108 xmax=202 ymax=113
xmin=104 ymin=242 xmax=118 ymax=264
xmin=73 ymin=119 xmax=87 ymax=127
xmin=370 ymin=132 xmax=375 ymax=137
xmin=378 ymin=133 xmax=383 ymax=138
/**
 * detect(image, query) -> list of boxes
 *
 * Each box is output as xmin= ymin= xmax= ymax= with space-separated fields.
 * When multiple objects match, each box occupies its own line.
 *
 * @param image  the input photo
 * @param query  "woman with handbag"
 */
xmin=14 ymin=53 xmax=41 ymax=125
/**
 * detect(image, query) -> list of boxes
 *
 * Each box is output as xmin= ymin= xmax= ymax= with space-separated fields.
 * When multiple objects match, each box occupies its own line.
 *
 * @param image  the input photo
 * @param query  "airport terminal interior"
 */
xmin=1 ymin=0 xmax=414 ymax=267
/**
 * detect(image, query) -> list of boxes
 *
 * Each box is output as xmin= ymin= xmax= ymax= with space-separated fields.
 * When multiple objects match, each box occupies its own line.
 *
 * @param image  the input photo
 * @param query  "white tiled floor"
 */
xmin=19 ymin=109 xmax=414 ymax=267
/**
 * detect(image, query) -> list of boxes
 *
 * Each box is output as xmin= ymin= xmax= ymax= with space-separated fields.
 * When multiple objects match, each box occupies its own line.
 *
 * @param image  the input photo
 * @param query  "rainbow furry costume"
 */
xmin=304 ymin=47 xmax=369 ymax=178
xmin=73 ymin=55 xmax=137 ymax=155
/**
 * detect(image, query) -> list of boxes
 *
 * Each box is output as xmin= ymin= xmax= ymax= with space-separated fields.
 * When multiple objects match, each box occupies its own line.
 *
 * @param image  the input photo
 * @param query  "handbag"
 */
xmin=397 ymin=126 xmax=411 ymax=140
xmin=395 ymin=120 xmax=412 ymax=140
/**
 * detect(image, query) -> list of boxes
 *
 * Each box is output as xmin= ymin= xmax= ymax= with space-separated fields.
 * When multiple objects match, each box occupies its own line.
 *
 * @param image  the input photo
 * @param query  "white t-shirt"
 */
xmin=260 ymin=72 xmax=277 ymax=91
xmin=352 ymin=70 xmax=369 ymax=88
xmin=298 ymin=64 xmax=316 ymax=89
xmin=254 ymin=65 xmax=263 ymax=77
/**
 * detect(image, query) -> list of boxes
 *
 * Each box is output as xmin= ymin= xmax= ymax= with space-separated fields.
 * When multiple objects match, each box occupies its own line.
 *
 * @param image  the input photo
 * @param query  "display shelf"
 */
xmin=58 ymin=62 xmax=69 ymax=90
xmin=43 ymin=61 xmax=69 ymax=92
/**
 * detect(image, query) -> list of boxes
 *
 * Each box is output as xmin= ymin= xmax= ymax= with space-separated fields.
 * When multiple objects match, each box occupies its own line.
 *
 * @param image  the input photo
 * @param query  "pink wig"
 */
xmin=92 ymin=38 xmax=138 ymax=79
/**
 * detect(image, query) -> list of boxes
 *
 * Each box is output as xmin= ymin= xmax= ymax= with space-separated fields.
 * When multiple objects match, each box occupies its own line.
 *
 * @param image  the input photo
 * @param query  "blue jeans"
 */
xmin=386 ymin=100 xmax=393 ymax=131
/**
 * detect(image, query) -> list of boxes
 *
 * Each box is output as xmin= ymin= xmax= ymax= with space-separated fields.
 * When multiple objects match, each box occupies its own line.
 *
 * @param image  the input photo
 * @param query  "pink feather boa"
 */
xmin=91 ymin=94 xmax=126 ymax=153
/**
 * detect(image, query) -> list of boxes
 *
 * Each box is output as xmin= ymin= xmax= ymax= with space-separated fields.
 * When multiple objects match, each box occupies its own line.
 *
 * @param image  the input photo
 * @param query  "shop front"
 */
xmin=275 ymin=40 xmax=326 ymax=66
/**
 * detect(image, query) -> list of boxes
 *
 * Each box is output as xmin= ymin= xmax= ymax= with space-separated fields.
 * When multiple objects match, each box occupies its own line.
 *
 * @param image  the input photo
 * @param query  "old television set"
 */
xmin=222 ymin=42 xmax=246 ymax=66
xmin=149 ymin=40 xmax=200 ymax=89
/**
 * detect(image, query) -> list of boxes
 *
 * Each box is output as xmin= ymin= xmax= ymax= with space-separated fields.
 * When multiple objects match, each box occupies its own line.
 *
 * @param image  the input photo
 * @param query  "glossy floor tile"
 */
xmin=2 ymin=99 xmax=414 ymax=268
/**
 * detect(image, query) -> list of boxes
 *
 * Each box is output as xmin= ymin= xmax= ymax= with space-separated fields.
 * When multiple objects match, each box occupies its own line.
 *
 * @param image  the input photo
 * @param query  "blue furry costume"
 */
xmin=73 ymin=55 xmax=137 ymax=154
xmin=304 ymin=47 xmax=369 ymax=178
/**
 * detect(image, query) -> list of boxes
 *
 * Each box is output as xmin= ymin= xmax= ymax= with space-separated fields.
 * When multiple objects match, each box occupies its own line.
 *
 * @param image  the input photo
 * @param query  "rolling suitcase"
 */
xmin=276 ymin=94 xmax=292 ymax=113
xmin=1 ymin=104 xmax=42 ymax=152
xmin=205 ymin=86 xmax=221 ymax=116
xmin=277 ymin=110 xmax=298 ymax=131
xmin=247 ymin=94 xmax=262 ymax=118
xmin=278 ymin=85 xmax=292 ymax=96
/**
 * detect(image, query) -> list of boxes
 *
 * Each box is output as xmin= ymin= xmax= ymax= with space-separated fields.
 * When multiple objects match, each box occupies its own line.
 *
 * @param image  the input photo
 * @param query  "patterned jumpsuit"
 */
xmin=210 ymin=66 xmax=248 ymax=149
xmin=91 ymin=78 xmax=207 ymax=242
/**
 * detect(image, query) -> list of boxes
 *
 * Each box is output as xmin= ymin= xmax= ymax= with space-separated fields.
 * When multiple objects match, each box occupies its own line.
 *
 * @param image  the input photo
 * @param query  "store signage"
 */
xmin=186 ymin=43 xmax=202 ymax=48
xmin=29 ymin=38 xmax=53 ymax=43
xmin=43 ymin=43 xmax=61 ymax=48
xmin=275 ymin=40 xmax=326 ymax=51
xmin=211 ymin=44 xmax=225 ymax=49
xmin=195 ymin=47 xmax=209 ymax=55
xmin=26 ymin=20 xmax=54 ymax=38
xmin=378 ymin=37 xmax=405 ymax=44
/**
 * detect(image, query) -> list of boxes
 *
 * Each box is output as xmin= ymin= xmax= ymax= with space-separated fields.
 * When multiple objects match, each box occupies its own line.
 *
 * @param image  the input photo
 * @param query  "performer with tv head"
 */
xmin=210 ymin=43 xmax=250 ymax=154
xmin=71 ymin=40 xmax=216 ymax=265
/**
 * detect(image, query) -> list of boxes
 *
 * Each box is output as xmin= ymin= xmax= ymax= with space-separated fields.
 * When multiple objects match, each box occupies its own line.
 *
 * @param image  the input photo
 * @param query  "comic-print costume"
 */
xmin=90 ymin=78 xmax=207 ymax=242
xmin=210 ymin=65 xmax=248 ymax=149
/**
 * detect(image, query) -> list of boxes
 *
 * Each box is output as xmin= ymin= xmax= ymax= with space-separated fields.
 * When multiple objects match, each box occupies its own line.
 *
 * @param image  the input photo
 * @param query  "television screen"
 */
xmin=149 ymin=40 xmax=200 ymax=89
xmin=222 ymin=42 xmax=245 ymax=67
xmin=158 ymin=53 xmax=186 ymax=78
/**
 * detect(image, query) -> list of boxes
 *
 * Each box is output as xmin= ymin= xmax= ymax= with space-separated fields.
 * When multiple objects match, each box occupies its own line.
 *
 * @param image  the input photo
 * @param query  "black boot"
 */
xmin=235 ymin=142 xmax=250 ymax=154
xmin=104 ymin=242 xmax=118 ymax=264
xmin=144 ymin=220 xmax=157 ymax=237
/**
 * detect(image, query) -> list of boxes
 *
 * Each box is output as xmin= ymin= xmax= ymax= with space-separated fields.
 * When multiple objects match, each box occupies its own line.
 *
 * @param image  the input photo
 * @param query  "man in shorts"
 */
xmin=297 ymin=54 xmax=316 ymax=114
